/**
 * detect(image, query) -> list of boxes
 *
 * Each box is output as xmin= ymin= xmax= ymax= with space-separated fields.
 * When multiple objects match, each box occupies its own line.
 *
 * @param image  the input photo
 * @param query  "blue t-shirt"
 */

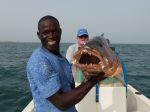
xmin=27 ymin=47 xmax=77 ymax=112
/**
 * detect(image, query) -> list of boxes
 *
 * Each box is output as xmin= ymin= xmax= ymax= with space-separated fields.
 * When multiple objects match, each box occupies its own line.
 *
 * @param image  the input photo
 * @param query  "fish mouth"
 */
xmin=72 ymin=48 xmax=105 ymax=72
xmin=75 ymin=48 xmax=101 ymax=64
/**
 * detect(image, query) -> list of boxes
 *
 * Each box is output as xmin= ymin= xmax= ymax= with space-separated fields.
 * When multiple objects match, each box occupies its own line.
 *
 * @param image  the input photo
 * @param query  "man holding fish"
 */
xmin=27 ymin=15 xmax=106 ymax=112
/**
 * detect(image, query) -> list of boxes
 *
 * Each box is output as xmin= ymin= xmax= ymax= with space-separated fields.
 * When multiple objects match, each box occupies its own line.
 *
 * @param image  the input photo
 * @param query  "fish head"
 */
xmin=72 ymin=35 xmax=122 ymax=77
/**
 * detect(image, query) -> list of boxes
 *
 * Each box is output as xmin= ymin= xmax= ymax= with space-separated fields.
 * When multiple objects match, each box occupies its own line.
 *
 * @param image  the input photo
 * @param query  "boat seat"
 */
xmin=76 ymin=86 xmax=127 ymax=112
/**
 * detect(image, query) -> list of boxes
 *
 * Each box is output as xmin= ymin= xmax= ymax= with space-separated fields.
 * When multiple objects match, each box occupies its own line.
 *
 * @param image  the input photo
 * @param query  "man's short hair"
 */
xmin=38 ymin=15 xmax=60 ymax=30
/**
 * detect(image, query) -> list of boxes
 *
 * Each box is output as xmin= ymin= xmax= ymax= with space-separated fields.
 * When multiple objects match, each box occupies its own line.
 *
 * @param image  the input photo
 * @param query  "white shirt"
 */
xmin=66 ymin=44 xmax=78 ymax=63
xmin=66 ymin=44 xmax=85 ymax=83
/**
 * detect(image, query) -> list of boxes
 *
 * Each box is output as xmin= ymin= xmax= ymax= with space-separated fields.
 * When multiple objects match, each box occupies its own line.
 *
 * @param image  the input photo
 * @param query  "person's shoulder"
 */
xmin=29 ymin=47 xmax=42 ymax=57
xmin=67 ymin=43 xmax=77 ymax=50
xmin=27 ymin=47 xmax=45 ymax=64
xmin=66 ymin=44 xmax=77 ymax=54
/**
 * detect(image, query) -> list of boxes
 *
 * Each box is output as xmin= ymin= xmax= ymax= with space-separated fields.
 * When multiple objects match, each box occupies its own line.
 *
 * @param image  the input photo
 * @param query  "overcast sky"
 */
xmin=0 ymin=0 xmax=150 ymax=44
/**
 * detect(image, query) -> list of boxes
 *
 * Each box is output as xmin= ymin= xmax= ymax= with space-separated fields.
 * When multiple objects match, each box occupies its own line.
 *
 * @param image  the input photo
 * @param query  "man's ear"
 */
xmin=60 ymin=28 xmax=62 ymax=35
xmin=37 ymin=32 xmax=41 ymax=40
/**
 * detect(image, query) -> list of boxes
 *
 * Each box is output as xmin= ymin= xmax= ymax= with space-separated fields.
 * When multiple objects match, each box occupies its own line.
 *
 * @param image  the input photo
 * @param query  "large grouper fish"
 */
xmin=72 ymin=34 xmax=123 ymax=80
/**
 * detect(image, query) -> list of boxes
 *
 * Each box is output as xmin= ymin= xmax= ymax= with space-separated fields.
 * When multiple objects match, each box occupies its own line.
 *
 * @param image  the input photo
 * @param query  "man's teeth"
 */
xmin=48 ymin=41 xmax=56 ymax=45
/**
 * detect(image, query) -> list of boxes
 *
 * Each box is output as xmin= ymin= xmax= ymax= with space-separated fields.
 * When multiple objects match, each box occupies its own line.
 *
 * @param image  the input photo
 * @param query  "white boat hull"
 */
xmin=22 ymin=84 xmax=150 ymax=112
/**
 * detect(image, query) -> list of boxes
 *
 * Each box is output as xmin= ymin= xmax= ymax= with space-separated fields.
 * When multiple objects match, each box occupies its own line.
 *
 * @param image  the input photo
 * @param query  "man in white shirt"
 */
xmin=66 ymin=28 xmax=89 ymax=83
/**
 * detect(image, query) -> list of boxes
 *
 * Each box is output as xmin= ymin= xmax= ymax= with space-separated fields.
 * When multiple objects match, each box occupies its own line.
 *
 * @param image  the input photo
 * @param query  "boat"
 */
xmin=22 ymin=84 xmax=150 ymax=112
xmin=23 ymin=39 xmax=150 ymax=112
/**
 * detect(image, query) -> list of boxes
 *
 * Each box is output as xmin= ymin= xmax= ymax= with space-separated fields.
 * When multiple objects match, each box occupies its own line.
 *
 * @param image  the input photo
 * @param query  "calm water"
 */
xmin=0 ymin=42 xmax=150 ymax=112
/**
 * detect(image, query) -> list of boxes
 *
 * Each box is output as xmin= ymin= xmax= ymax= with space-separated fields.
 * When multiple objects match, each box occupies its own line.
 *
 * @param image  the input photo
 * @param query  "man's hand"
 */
xmin=90 ymin=71 xmax=106 ymax=83
xmin=83 ymin=71 xmax=106 ymax=84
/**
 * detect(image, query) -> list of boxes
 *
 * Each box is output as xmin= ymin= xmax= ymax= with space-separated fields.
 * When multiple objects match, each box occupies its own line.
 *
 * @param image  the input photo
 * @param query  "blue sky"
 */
xmin=0 ymin=0 xmax=150 ymax=44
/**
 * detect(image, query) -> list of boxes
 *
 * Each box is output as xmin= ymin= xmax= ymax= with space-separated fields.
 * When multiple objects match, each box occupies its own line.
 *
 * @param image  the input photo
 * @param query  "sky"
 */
xmin=0 ymin=0 xmax=150 ymax=44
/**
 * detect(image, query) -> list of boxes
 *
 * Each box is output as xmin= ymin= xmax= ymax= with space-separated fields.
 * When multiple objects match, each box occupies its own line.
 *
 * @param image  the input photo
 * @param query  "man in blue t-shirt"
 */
xmin=27 ymin=15 xmax=106 ymax=112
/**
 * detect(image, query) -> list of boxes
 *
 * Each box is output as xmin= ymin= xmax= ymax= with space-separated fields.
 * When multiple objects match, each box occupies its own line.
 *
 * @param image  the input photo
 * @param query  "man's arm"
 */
xmin=47 ymin=72 xmax=106 ymax=111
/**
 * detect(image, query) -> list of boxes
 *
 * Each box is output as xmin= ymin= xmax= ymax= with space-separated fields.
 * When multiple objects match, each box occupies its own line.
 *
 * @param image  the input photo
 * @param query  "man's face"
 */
xmin=77 ymin=35 xmax=89 ymax=47
xmin=37 ymin=19 xmax=61 ymax=52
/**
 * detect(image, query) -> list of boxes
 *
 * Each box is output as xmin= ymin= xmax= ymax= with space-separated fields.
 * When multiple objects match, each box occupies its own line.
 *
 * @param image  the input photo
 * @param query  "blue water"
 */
xmin=0 ymin=42 xmax=150 ymax=112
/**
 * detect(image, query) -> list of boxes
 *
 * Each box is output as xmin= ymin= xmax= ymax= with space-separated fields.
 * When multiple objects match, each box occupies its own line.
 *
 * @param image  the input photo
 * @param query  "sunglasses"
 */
xmin=78 ymin=35 xmax=89 ymax=38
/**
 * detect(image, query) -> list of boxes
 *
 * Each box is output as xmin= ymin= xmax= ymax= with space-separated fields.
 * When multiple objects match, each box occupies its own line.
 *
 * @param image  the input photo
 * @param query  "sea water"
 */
xmin=0 ymin=42 xmax=150 ymax=112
